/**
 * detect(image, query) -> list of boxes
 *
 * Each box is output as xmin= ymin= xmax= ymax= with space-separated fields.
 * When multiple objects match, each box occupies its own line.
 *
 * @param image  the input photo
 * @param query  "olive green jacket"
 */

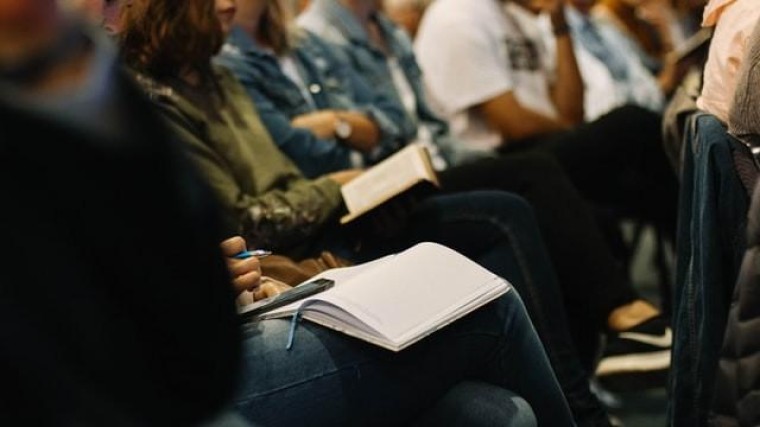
xmin=134 ymin=66 xmax=343 ymax=251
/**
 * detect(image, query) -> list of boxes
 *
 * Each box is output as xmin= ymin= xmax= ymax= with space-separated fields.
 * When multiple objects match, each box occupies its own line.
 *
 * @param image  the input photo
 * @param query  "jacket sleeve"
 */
xmin=308 ymin=33 xmax=412 ymax=164
xmin=239 ymin=77 xmax=354 ymax=178
xmin=336 ymin=54 xmax=410 ymax=164
xmin=159 ymin=106 xmax=344 ymax=250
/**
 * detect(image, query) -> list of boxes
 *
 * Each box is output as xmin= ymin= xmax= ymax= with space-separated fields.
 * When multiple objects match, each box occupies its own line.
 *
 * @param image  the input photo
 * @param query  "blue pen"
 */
xmin=233 ymin=249 xmax=272 ymax=260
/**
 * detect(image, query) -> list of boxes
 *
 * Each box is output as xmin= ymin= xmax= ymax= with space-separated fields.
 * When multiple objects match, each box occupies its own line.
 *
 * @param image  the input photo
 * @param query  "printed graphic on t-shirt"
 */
xmin=505 ymin=37 xmax=541 ymax=72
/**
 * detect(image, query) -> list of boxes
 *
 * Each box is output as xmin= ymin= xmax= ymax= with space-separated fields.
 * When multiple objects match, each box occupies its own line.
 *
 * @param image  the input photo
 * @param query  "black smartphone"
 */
xmin=238 ymin=278 xmax=335 ymax=320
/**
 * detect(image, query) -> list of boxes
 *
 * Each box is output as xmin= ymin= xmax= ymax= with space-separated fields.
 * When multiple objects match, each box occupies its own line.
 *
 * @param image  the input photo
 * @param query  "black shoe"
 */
xmin=596 ymin=315 xmax=671 ymax=390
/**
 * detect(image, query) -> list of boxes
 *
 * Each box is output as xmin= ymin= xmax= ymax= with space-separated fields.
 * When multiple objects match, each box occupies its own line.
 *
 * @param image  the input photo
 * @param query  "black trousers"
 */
xmin=440 ymin=153 xmax=638 ymax=367
xmin=441 ymin=105 xmax=676 ymax=366
xmin=503 ymin=105 xmax=678 ymax=237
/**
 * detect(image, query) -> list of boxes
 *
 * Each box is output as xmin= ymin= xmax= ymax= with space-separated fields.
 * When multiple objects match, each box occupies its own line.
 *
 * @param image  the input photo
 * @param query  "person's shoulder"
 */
xmin=425 ymin=0 xmax=484 ymax=25
xmin=128 ymin=69 xmax=177 ymax=105
xmin=298 ymin=11 xmax=347 ymax=45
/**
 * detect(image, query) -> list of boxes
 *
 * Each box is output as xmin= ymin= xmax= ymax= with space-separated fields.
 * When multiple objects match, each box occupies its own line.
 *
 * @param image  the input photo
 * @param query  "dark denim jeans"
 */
xmin=669 ymin=113 xmax=750 ymax=426
xmin=235 ymin=290 xmax=569 ymax=426
xmin=302 ymin=191 xmax=605 ymax=426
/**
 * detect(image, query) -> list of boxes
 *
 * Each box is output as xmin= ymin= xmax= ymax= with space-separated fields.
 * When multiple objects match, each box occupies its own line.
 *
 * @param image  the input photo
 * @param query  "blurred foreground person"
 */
xmin=0 ymin=0 xmax=242 ymax=425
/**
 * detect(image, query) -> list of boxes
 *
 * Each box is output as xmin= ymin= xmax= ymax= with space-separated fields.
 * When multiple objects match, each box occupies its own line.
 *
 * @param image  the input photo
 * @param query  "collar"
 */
xmin=311 ymin=0 xmax=372 ymax=45
xmin=702 ymin=0 xmax=738 ymax=27
xmin=225 ymin=26 xmax=274 ymax=59
xmin=565 ymin=5 xmax=587 ymax=30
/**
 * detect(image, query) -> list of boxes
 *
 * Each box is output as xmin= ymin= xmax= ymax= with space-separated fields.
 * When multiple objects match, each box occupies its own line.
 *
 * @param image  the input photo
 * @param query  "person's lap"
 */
xmin=500 ymin=105 xmax=677 ymax=232
xmin=285 ymin=190 xmax=603 ymax=424
xmin=233 ymin=290 xmax=572 ymax=426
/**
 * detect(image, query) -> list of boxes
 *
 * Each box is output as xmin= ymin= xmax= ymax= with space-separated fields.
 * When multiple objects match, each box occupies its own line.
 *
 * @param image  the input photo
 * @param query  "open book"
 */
xmin=260 ymin=242 xmax=511 ymax=351
xmin=340 ymin=143 xmax=440 ymax=224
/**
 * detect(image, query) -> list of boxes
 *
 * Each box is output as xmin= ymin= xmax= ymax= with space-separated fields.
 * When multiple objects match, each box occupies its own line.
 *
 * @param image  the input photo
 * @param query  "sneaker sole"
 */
xmin=596 ymin=350 xmax=671 ymax=376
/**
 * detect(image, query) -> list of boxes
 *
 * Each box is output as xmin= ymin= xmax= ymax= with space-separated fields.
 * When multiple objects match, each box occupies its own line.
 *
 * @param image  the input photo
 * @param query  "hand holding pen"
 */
xmin=233 ymin=249 xmax=272 ymax=259
xmin=219 ymin=236 xmax=269 ymax=295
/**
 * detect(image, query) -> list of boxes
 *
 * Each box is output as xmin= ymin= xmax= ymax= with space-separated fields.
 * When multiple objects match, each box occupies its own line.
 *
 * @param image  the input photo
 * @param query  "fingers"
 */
xmin=220 ymin=236 xmax=247 ymax=257
xmin=220 ymin=236 xmax=263 ymax=295
xmin=227 ymin=255 xmax=261 ymax=277
xmin=253 ymin=278 xmax=293 ymax=301
xmin=227 ymin=256 xmax=262 ymax=294
xmin=232 ymin=269 xmax=262 ymax=295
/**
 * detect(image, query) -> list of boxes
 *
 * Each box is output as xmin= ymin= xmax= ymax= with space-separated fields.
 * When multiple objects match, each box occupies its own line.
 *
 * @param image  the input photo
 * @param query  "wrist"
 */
xmin=334 ymin=112 xmax=353 ymax=140
xmin=550 ymin=9 xmax=569 ymax=36
xmin=552 ymin=23 xmax=570 ymax=36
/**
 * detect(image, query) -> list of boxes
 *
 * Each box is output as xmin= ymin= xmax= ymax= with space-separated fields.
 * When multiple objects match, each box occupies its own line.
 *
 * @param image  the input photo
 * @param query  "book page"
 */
xmin=340 ymin=144 xmax=438 ymax=221
xmin=310 ymin=243 xmax=509 ymax=344
xmin=261 ymin=243 xmax=510 ymax=351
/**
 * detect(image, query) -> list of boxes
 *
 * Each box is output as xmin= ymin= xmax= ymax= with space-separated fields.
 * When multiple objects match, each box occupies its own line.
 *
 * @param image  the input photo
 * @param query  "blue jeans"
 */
xmin=669 ymin=114 xmax=749 ymax=426
xmin=414 ymin=382 xmax=537 ymax=427
xmin=235 ymin=290 xmax=571 ymax=426
xmin=300 ymin=191 xmax=604 ymax=425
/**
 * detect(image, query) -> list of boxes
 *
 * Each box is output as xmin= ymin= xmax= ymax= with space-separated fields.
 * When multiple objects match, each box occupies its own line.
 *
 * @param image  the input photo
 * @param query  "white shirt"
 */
xmin=387 ymin=56 xmax=448 ymax=170
xmin=279 ymin=54 xmax=317 ymax=110
xmin=415 ymin=0 xmax=558 ymax=151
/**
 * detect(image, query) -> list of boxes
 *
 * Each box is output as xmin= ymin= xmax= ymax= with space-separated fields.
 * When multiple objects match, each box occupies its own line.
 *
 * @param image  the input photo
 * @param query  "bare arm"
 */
xmin=291 ymin=109 xmax=380 ymax=153
xmin=477 ymin=91 xmax=572 ymax=145
xmin=548 ymin=4 xmax=584 ymax=124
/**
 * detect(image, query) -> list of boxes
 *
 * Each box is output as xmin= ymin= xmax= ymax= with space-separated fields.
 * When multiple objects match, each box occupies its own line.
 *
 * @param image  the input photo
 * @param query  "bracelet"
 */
xmin=552 ymin=23 xmax=570 ymax=36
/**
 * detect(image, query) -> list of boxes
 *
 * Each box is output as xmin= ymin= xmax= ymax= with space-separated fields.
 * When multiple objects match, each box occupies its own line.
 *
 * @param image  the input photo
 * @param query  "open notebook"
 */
xmin=260 ymin=242 xmax=511 ymax=352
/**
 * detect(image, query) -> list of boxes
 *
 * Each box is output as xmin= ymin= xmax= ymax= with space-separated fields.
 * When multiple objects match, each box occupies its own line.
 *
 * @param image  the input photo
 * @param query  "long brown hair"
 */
xmin=259 ymin=0 xmax=294 ymax=56
xmin=119 ymin=0 xmax=224 ymax=79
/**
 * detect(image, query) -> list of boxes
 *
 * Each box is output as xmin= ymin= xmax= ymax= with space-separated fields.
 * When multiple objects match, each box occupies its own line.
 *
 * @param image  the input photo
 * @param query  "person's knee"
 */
xmin=416 ymin=381 xmax=538 ymax=427
xmin=478 ymin=191 xmax=538 ymax=231
xmin=605 ymin=104 xmax=661 ymax=130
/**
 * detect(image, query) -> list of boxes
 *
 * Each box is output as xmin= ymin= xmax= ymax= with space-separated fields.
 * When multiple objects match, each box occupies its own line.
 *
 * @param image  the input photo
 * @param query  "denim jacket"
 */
xmin=215 ymin=26 xmax=406 ymax=178
xmin=670 ymin=112 xmax=750 ymax=427
xmin=299 ymin=0 xmax=487 ymax=166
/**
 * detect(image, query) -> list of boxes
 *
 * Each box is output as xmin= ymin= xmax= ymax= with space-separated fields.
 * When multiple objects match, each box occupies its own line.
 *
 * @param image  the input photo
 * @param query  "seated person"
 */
xmin=593 ymin=0 xmax=687 ymax=70
xmin=556 ymin=0 xmax=677 ymax=120
xmin=299 ymin=0 xmax=674 ymax=393
xmin=111 ymin=0 xmax=579 ymax=425
xmin=382 ymin=0 xmax=431 ymax=38
xmin=5 ymin=0 xmax=572 ymax=427
xmin=0 ymin=0 xmax=241 ymax=423
xmin=129 ymin=1 xmax=636 ymax=426
xmin=413 ymin=0 xmax=677 ymax=237
xmin=711 ymin=22 xmax=760 ymax=426
xmin=220 ymin=0 xmax=669 ymax=401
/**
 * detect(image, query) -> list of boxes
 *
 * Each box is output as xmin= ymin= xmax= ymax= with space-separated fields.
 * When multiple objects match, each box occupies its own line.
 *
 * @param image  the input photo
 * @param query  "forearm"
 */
xmin=550 ymin=10 xmax=584 ymax=124
xmin=337 ymin=111 xmax=380 ymax=152
xmin=239 ymin=176 xmax=343 ymax=250
xmin=292 ymin=110 xmax=380 ymax=153
xmin=479 ymin=91 xmax=572 ymax=145
xmin=501 ymin=109 xmax=571 ymax=143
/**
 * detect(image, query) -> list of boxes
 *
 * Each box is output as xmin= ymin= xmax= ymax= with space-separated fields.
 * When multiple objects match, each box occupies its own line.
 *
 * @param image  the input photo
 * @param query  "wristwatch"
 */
xmin=335 ymin=115 xmax=353 ymax=140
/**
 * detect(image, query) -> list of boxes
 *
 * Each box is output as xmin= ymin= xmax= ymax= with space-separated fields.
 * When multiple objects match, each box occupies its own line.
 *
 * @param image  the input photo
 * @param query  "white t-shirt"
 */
xmin=279 ymin=54 xmax=317 ymax=110
xmin=415 ymin=0 xmax=558 ymax=151
xmin=387 ymin=56 xmax=448 ymax=170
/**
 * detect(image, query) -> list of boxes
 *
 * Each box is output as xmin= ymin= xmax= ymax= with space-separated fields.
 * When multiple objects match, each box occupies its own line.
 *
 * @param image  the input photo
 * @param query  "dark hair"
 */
xmin=119 ymin=0 xmax=223 ymax=79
